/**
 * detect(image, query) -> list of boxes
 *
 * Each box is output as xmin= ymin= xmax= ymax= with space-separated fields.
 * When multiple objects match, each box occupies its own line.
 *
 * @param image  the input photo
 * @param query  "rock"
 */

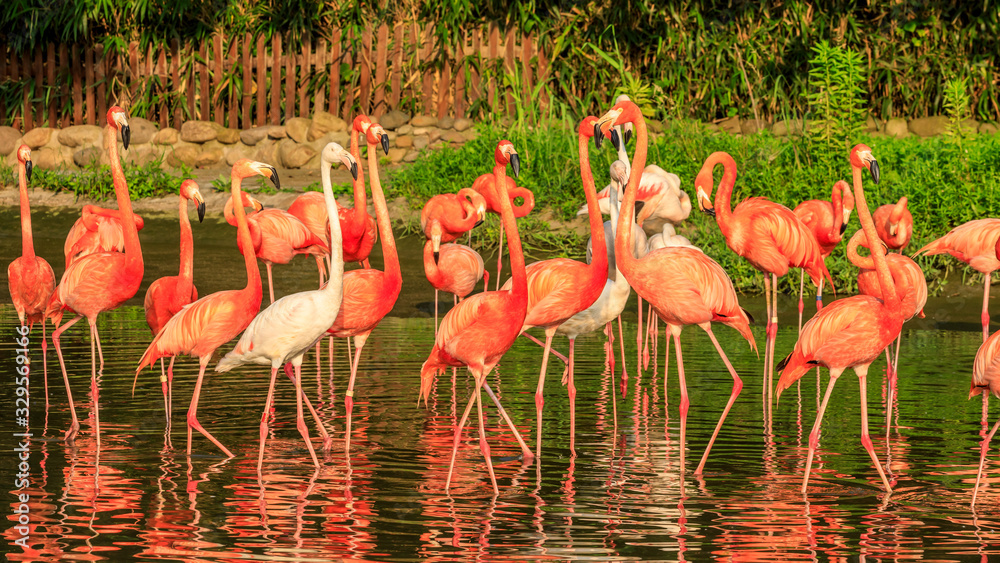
xmin=22 ymin=127 xmax=54 ymax=149
xmin=716 ymin=117 xmax=741 ymax=135
xmin=73 ymin=147 xmax=102 ymax=167
xmin=437 ymin=116 xmax=455 ymax=130
xmin=397 ymin=124 xmax=413 ymax=135
xmin=463 ymin=128 xmax=479 ymax=142
xmin=58 ymin=125 xmax=102 ymax=148
xmin=129 ymin=117 xmax=158 ymax=144
xmin=123 ymin=145 xmax=158 ymax=167
xmin=180 ymin=121 xmax=220 ymax=143
xmin=267 ymin=126 xmax=287 ymax=140
xmin=225 ymin=144 xmax=253 ymax=166
xmin=308 ymin=111 xmax=347 ymax=141
xmin=411 ymin=114 xmax=438 ymax=127
xmin=772 ymin=119 xmax=803 ymax=137
xmin=254 ymin=139 xmax=278 ymax=165
xmin=0 ymin=126 xmax=21 ymax=155
xmin=33 ymin=147 xmax=63 ymax=169
xmin=241 ymin=126 xmax=272 ymax=146
xmin=329 ymin=131 xmax=350 ymax=147
xmin=740 ymin=119 xmax=768 ymax=135
xmin=153 ymin=127 xmax=179 ymax=145
xmin=167 ymin=145 xmax=202 ymax=168
xmin=195 ymin=145 xmax=224 ymax=167
xmin=387 ymin=148 xmax=407 ymax=163
xmin=413 ymin=136 xmax=429 ymax=150
xmin=403 ymin=150 xmax=420 ymax=162
xmin=908 ymin=115 xmax=949 ymax=137
xmin=956 ymin=118 xmax=979 ymax=134
xmin=285 ymin=117 xmax=312 ymax=143
xmin=453 ymin=118 xmax=473 ymax=132
xmin=442 ymin=131 xmax=468 ymax=144
xmin=278 ymin=140 xmax=316 ymax=169
xmin=217 ymin=127 xmax=241 ymax=144
xmin=426 ymin=128 xmax=443 ymax=142
xmin=865 ymin=115 xmax=881 ymax=133
xmin=430 ymin=140 xmax=446 ymax=150
xmin=395 ymin=135 xmax=413 ymax=149
xmin=980 ymin=122 xmax=999 ymax=135
xmin=884 ymin=118 xmax=910 ymax=138
xmin=380 ymin=109 xmax=410 ymax=130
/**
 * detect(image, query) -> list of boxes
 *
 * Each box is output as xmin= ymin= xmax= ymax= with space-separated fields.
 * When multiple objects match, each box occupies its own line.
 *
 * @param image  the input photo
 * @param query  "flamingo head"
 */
xmin=239 ymin=191 xmax=264 ymax=213
xmin=235 ymin=159 xmax=280 ymax=189
xmin=888 ymin=196 xmax=908 ymax=236
xmin=609 ymin=159 xmax=628 ymax=201
xmin=357 ymin=116 xmax=390 ymax=154
xmin=836 ymin=180 xmax=855 ymax=229
xmin=494 ymin=140 xmax=520 ymax=177
xmin=458 ymin=188 xmax=487 ymax=225
xmin=594 ymin=100 xmax=641 ymax=149
xmin=180 ymin=179 xmax=206 ymax=222
xmin=427 ymin=220 xmax=443 ymax=260
xmin=694 ymin=168 xmax=716 ymax=217
xmin=353 ymin=115 xmax=372 ymax=133
xmin=16 ymin=145 xmax=31 ymax=182
xmin=850 ymin=144 xmax=879 ymax=184
xmin=107 ymin=106 xmax=130 ymax=149
xmin=321 ymin=142 xmax=358 ymax=180
xmin=614 ymin=94 xmax=635 ymax=145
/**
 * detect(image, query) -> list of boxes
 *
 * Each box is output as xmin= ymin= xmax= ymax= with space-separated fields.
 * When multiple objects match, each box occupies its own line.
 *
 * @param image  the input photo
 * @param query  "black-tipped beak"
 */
xmin=594 ymin=123 xmax=604 ymax=149
xmin=624 ymin=128 xmax=633 ymax=146
xmin=510 ymin=153 xmax=520 ymax=178
xmin=268 ymin=166 xmax=280 ymax=189
xmin=380 ymin=134 xmax=390 ymax=155
xmin=474 ymin=219 xmax=484 ymax=228
xmin=840 ymin=223 xmax=847 ymax=235
xmin=350 ymin=161 xmax=358 ymax=179
xmin=433 ymin=250 xmax=440 ymax=264
xmin=869 ymin=159 xmax=880 ymax=184
xmin=197 ymin=200 xmax=206 ymax=223
xmin=701 ymin=205 xmax=716 ymax=218
xmin=121 ymin=125 xmax=130 ymax=150
xmin=610 ymin=128 xmax=621 ymax=150
xmin=25 ymin=161 xmax=32 ymax=183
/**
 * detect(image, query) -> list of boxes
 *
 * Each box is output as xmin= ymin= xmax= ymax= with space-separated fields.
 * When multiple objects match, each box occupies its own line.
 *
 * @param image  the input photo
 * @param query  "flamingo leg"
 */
xmin=643 ymin=302 xmax=653 ymax=370
xmin=695 ymin=324 xmax=744 ymax=475
xmin=663 ymin=325 xmax=671 ymax=404
xmin=54 ymin=314 xmax=84 ymax=442
xmin=344 ymin=334 xmax=369 ymax=454
xmin=618 ymin=315 xmax=629 ymax=397
xmin=817 ymin=278 xmax=825 ymax=311
xmin=87 ymin=319 xmax=102 ymax=449
xmin=604 ymin=321 xmax=614 ymax=369
xmin=768 ymin=273 xmax=779 ymax=409
xmin=568 ymin=338 xmax=577 ymax=456
xmin=316 ymin=255 xmax=326 ymax=287
xmin=636 ymin=295 xmax=644 ymax=380
xmin=167 ymin=357 xmax=175 ymax=428
xmin=885 ymin=334 xmax=901 ymax=446
xmin=293 ymin=363 xmax=320 ymax=468
xmin=983 ymin=273 xmax=991 ymax=429
xmin=671 ymin=326 xmax=689 ymax=474
xmin=972 ymin=418 xmax=1000 ymax=508
xmin=803 ymin=367 xmax=844 ymax=493
xmin=798 ymin=269 xmax=805 ymax=333
xmin=857 ymin=365 xmax=893 ymax=492
xmin=534 ymin=327 xmax=557 ymax=458
xmin=482 ymin=382 xmax=532 ymax=460
xmin=285 ymin=362 xmax=331 ymax=450
xmin=160 ymin=358 xmax=169 ymax=425
xmin=446 ymin=371 xmax=482 ymax=490
xmin=521 ymin=331 xmax=570 ymax=366
xmin=258 ymin=366 xmax=280 ymax=472
xmin=187 ymin=358 xmax=234 ymax=458
xmin=41 ymin=321 xmax=49 ymax=409
xmin=266 ymin=262 xmax=275 ymax=304
xmin=476 ymin=380 xmax=499 ymax=495
xmin=434 ymin=288 xmax=439 ymax=336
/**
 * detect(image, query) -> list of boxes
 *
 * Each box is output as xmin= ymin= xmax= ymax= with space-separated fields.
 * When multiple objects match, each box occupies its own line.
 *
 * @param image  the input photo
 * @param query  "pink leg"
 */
xmin=763 ymin=275 xmax=773 ymax=410
xmin=446 ymin=375 xmax=482 ymax=490
xmin=817 ymin=278 xmax=825 ymax=311
xmin=187 ymin=358 xmax=234 ymax=458
xmin=798 ymin=269 xmax=805 ymax=333
xmin=496 ymin=227 xmax=504 ymax=290
xmin=167 ymin=357 xmax=175 ymax=427
xmin=434 ymin=288 xmax=439 ymax=336
xmin=568 ymin=338 xmax=577 ymax=456
xmin=317 ymin=255 xmax=326 ymax=287
xmin=54 ymin=314 xmax=83 ymax=442
xmin=476 ymin=382 xmax=499 ymax=494
xmin=521 ymin=331 xmax=569 ymax=365
xmin=643 ymin=303 xmax=654 ymax=370
xmin=482 ymin=382 xmax=533 ymax=460
xmin=285 ymin=363 xmax=331 ymax=450
xmin=983 ymin=272 xmax=991 ymax=342
xmin=767 ymin=273 xmax=779 ymax=409
xmin=87 ymin=319 xmax=102 ymax=449
xmin=695 ymin=324 xmax=744 ymax=474
xmin=534 ymin=327 xmax=557 ymax=458
xmin=617 ymin=315 xmax=629 ymax=397
xmin=258 ymin=366 xmax=280 ymax=472
xmin=266 ymin=262 xmax=275 ymax=304
xmin=856 ymin=365 xmax=893 ymax=492
xmin=636 ymin=295 xmax=644 ymax=378
xmin=972 ymin=418 xmax=1000 ymax=508
xmin=160 ymin=358 xmax=170 ymax=425
xmin=41 ymin=321 xmax=49 ymax=409
xmin=293 ymin=363 xmax=320 ymax=467
xmin=344 ymin=334 xmax=369 ymax=454
xmin=803 ymin=368 xmax=844 ymax=493
xmin=604 ymin=322 xmax=614 ymax=370
xmin=671 ymin=326 xmax=689 ymax=473
xmin=663 ymin=325 xmax=671 ymax=404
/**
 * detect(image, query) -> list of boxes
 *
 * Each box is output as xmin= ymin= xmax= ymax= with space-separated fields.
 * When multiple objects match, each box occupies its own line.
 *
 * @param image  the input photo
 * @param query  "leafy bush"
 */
xmin=2 ymin=156 xmax=186 ymax=200
xmin=806 ymin=41 xmax=866 ymax=155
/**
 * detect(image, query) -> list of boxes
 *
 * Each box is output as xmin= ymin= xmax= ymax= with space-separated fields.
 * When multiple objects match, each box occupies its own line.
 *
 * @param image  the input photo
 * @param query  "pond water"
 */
xmin=2 ymin=209 xmax=1000 ymax=561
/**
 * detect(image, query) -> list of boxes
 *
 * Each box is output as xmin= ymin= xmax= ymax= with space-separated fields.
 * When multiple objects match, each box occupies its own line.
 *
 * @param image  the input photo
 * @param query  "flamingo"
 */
xmin=421 ymin=188 xmax=487 ymax=249
xmin=793 ymin=180 xmax=855 ymax=327
xmin=874 ymin=196 xmax=913 ymax=252
xmin=642 ymin=223 xmax=698 ymax=372
xmin=500 ymin=117 xmax=607 ymax=458
xmin=774 ymin=143 xmax=901 ymax=494
xmin=581 ymin=165 xmax=692 ymax=234
xmin=142 ymin=179 xmax=206 ymax=429
xmin=418 ymin=139 xmax=532 ymax=495
xmin=323 ymin=120 xmax=402 ymax=454
xmin=217 ymin=143 xmax=358 ymax=470
xmin=136 ymin=159 xmax=279 ymax=457
xmin=63 ymin=205 xmax=145 ymax=269
xmin=469 ymin=170 xmax=535 ymax=289
xmin=595 ymin=100 xmax=757 ymax=474
xmin=7 ymin=145 xmax=56 ymax=405
xmin=970 ymin=325 xmax=1000 ymax=508
xmin=695 ymin=152 xmax=833 ymax=410
xmin=423 ymin=240 xmax=486 ymax=334
xmin=224 ymin=195 xmax=327 ymax=304
xmin=287 ymin=191 xmax=334 ymax=285
xmin=51 ymin=106 xmax=142 ymax=446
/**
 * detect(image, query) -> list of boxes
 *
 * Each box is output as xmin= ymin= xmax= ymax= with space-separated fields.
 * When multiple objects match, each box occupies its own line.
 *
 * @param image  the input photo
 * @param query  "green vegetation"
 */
xmin=806 ymin=41 xmax=866 ymax=155
xmin=2 ymin=156 xmax=186 ymax=200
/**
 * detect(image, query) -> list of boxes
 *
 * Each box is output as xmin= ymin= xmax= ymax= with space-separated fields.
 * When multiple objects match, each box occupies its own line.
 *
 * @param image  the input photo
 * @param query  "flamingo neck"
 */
xmin=107 ymin=123 xmax=142 ymax=273
xmin=456 ymin=188 xmax=481 ymax=228
xmin=321 ymin=158 xmax=345 ymax=292
xmin=494 ymin=162 xmax=525 ymax=300
xmin=845 ymin=230 xmax=873 ymax=269
xmin=852 ymin=165 xmax=899 ymax=308
xmin=367 ymin=140 xmax=401 ymax=281
xmin=509 ymin=186 xmax=535 ymax=218
xmin=17 ymin=160 xmax=34 ymax=260
xmin=580 ymin=131 xmax=607 ymax=287
xmin=830 ymin=183 xmax=844 ymax=242
xmin=350 ymin=128 xmax=369 ymax=222
xmin=231 ymin=174 xmax=262 ymax=297
xmin=709 ymin=152 xmax=737 ymax=239
xmin=615 ymin=115 xmax=649 ymax=276
xmin=422 ymin=241 xmax=442 ymax=285
xmin=177 ymin=194 xmax=195 ymax=289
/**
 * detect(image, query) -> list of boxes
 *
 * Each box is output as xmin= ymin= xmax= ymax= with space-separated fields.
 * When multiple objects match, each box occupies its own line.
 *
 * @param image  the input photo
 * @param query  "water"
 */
xmin=3 ymin=209 xmax=1000 ymax=561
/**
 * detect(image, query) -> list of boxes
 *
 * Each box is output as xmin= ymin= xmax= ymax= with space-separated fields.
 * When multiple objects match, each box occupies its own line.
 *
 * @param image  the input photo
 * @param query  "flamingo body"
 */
xmin=581 ymin=165 xmax=692 ymax=232
xmin=914 ymin=218 xmax=1000 ymax=274
xmin=470 ymin=172 xmax=535 ymax=217
xmin=873 ymin=197 xmax=913 ymax=250
xmin=423 ymin=242 xmax=485 ymax=299
xmin=64 ymin=205 xmax=145 ymax=268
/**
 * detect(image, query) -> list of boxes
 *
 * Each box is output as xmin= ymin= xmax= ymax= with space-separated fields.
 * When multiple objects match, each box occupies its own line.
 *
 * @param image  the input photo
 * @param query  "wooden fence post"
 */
xmin=487 ymin=24 xmax=498 ymax=111
xmin=390 ymin=24 xmax=403 ymax=110
xmin=330 ymin=29 xmax=341 ymax=117
xmin=270 ymin=34 xmax=281 ymax=124
xmin=172 ymin=39 xmax=182 ymax=128
xmin=315 ymin=38 xmax=327 ymax=117
xmin=299 ymin=37 xmax=311 ymax=118
xmin=46 ymin=43 xmax=56 ymax=126
xmin=359 ymin=29 xmax=372 ymax=115
xmin=420 ymin=27 xmax=434 ymax=114
xmin=373 ymin=24 xmax=388 ymax=117
xmin=256 ymin=34 xmax=266 ymax=126
xmin=243 ymin=34 xmax=252 ymax=128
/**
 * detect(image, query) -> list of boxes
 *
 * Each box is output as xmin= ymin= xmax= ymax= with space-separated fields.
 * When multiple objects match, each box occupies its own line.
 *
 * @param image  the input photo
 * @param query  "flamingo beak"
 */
xmin=868 ymin=159 xmax=880 ymax=184
xmin=250 ymin=196 xmax=264 ymax=212
xmin=25 ymin=160 xmax=32 ymax=183
xmin=341 ymin=155 xmax=359 ymax=179
xmin=377 ymin=128 xmax=390 ymax=155
xmin=196 ymin=194 xmax=206 ymax=222
xmin=696 ymin=186 xmax=716 ymax=217
xmin=266 ymin=166 xmax=280 ymax=189
xmin=121 ymin=124 xmax=131 ymax=150
xmin=889 ymin=223 xmax=898 ymax=237
xmin=593 ymin=122 xmax=604 ymax=149
xmin=839 ymin=222 xmax=847 ymax=235
xmin=623 ymin=124 xmax=633 ymax=146
xmin=610 ymin=128 xmax=621 ymax=150
xmin=510 ymin=153 xmax=521 ymax=178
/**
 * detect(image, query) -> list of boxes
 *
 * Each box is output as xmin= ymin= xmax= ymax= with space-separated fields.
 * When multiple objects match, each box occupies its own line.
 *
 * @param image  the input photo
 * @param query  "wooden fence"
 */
xmin=0 ymin=24 xmax=550 ymax=132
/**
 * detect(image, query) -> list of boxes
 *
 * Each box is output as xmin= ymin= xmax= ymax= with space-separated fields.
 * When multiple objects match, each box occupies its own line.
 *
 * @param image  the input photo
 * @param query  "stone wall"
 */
xmin=0 ymin=111 xmax=994 ymax=172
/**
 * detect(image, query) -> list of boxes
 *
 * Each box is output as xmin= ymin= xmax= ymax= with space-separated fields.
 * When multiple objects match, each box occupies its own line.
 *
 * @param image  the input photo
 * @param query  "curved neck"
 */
xmin=509 ymin=186 xmax=535 ymax=217
xmin=106 ymin=123 xmax=142 ymax=272
xmin=17 ymin=160 xmax=34 ymax=260
xmin=615 ymin=115 xmax=649 ymax=275
xmin=708 ymin=152 xmax=737 ymax=238
xmin=350 ymin=129 xmax=369 ymax=221
xmin=830 ymin=183 xmax=844 ymax=241
xmin=367 ymin=139 xmax=400 ymax=280
xmin=231 ymin=174 xmax=262 ymax=295
xmin=322 ymin=159 xmax=345 ymax=290
xmin=852 ymin=164 xmax=899 ymax=307
xmin=177 ymin=195 xmax=194 ymax=284
xmin=845 ymin=230 xmax=873 ymax=269
xmin=494 ymin=161 xmax=525 ymax=298
xmin=580 ymin=131 xmax=607 ymax=282
xmin=422 ymin=241 xmax=443 ymax=284
xmin=456 ymin=188 xmax=481 ymax=226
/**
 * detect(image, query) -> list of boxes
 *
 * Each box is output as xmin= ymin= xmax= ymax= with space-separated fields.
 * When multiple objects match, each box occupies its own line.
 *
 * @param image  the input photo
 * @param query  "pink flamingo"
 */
xmin=874 ymin=196 xmax=913 ymax=252
xmin=696 ymin=153 xmax=833 ymax=409
xmin=419 ymin=139 xmax=532 ymax=494
xmin=469 ymin=170 xmax=535 ymax=289
xmin=287 ymin=191 xmax=334 ymax=284
xmin=224 ymin=196 xmax=327 ymax=304
xmin=500 ymin=117 xmax=607 ymax=458
xmin=596 ymin=100 xmax=757 ymax=474
xmin=142 ymin=179 xmax=206 ymax=428
xmin=7 ymin=145 xmax=56 ymax=404
xmin=421 ymin=188 xmax=487 ymax=249
xmin=217 ymin=143 xmax=358 ymax=470
xmin=324 ymin=121 xmax=402 ymax=454
xmin=423 ymin=240 xmax=486 ymax=334
xmin=136 ymin=159 xmax=278 ymax=457
xmin=775 ymin=143 xmax=901 ymax=493
xmin=63 ymin=205 xmax=145 ymax=269
xmin=793 ymin=180 xmax=855 ymax=327
xmin=971 ymin=325 xmax=1000 ymax=508
xmin=51 ymin=106 xmax=142 ymax=446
